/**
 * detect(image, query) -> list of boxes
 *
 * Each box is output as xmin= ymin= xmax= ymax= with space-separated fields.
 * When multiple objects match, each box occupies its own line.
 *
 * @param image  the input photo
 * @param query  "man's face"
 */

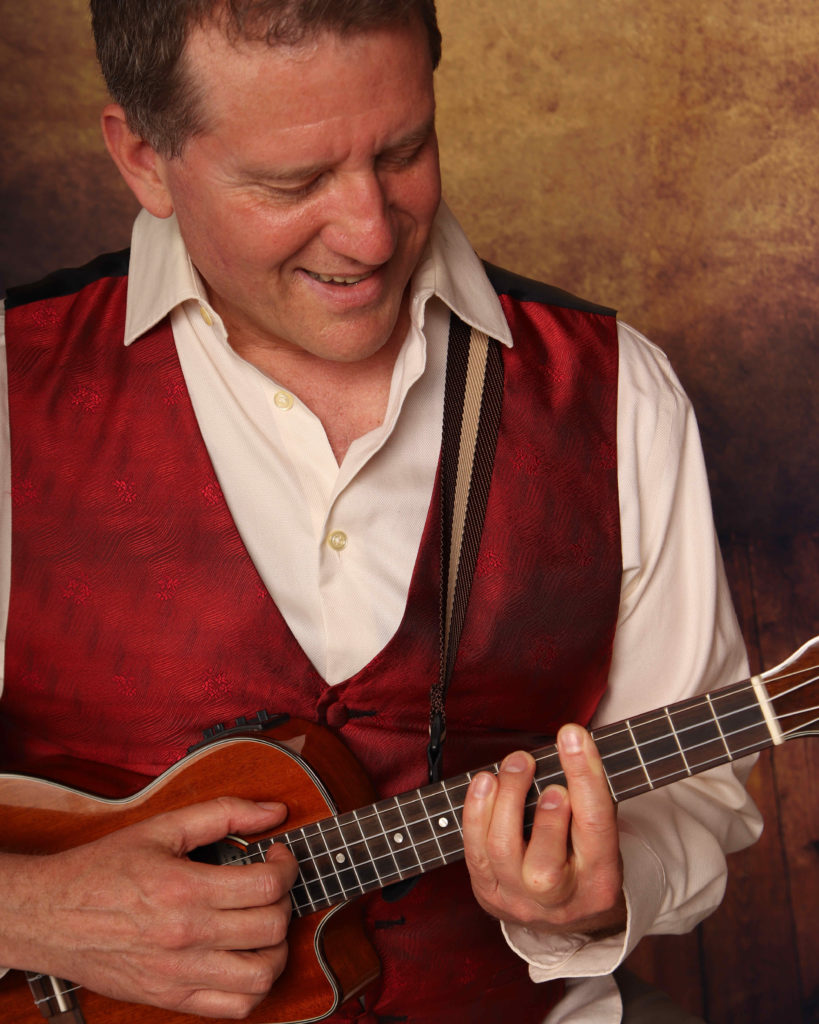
xmin=154 ymin=18 xmax=441 ymax=365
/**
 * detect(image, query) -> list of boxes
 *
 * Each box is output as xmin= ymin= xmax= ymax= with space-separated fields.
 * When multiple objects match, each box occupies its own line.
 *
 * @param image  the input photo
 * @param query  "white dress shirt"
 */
xmin=0 ymin=201 xmax=762 ymax=1022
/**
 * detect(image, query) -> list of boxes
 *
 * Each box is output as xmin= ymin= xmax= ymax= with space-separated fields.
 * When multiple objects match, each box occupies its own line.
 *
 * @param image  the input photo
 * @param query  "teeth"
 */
xmin=309 ymin=271 xmax=373 ymax=285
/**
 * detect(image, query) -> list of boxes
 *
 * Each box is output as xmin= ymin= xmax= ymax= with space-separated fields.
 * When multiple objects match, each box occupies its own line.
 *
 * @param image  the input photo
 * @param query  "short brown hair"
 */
xmin=90 ymin=0 xmax=441 ymax=158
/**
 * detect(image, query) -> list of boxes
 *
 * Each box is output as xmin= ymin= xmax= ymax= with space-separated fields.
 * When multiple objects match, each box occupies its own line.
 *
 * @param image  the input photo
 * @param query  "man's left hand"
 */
xmin=462 ymin=724 xmax=626 ymax=936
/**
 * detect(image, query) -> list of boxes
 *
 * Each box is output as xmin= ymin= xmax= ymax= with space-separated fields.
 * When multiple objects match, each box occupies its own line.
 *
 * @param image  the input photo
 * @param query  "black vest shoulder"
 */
xmin=483 ymin=261 xmax=616 ymax=318
xmin=5 ymin=249 xmax=131 ymax=311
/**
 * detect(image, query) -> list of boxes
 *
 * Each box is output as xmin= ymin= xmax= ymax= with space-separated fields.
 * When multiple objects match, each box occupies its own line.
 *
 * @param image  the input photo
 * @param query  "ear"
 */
xmin=101 ymin=104 xmax=175 ymax=218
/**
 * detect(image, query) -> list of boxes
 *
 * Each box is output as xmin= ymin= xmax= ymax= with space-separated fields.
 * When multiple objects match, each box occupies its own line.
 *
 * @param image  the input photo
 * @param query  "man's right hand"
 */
xmin=0 ymin=797 xmax=297 ymax=1019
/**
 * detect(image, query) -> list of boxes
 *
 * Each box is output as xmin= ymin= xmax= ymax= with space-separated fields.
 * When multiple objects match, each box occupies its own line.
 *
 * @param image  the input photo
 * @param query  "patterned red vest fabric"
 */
xmin=2 ymin=253 xmax=621 ymax=1023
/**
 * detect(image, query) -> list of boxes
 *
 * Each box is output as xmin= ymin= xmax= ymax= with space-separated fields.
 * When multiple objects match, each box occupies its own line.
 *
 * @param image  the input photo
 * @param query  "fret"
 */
xmin=706 ymin=694 xmax=732 ymax=758
xmin=325 ymin=817 xmax=367 ymax=898
xmin=298 ymin=823 xmax=340 ymax=905
xmin=394 ymin=788 xmax=447 ymax=867
xmin=439 ymin=778 xmax=467 ymax=863
xmin=664 ymin=706 xmax=692 ymax=776
xmin=348 ymin=804 xmax=403 ymax=887
xmin=375 ymin=797 xmax=424 ymax=877
xmin=664 ymin=694 xmax=731 ymax=775
xmin=337 ymin=809 xmax=382 ymax=891
xmin=243 ymin=841 xmax=267 ymax=864
xmin=421 ymin=782 xmax=465 ymax=864
xmin=288 ymin=874 xmax=313 ymax=917
xmin=629 ymin=714 xmax=691 ymax=791
xmin=276 ymin=832 xmax=315 ymax=914
xmin=531 ymin=749 xmax=564 ymax=797
xmin=364 ymin=803 xmax=404 ymax=882
xmin=442 ymin=776 xmax=471 ymax=821
xmin=708 ymin=683 xmax=772 ymax=758
xmin=315 ymin=816 xmax=360 ymax=899
xmin=625 ymin=720 xmax=653 ymax=789
xmin=288 ymin=827 xmax=333 ymax=911
xmin=277 ymin=843 xmax=314 ymax=917
xmin=593 ymin=724 xmax=651 ymax=801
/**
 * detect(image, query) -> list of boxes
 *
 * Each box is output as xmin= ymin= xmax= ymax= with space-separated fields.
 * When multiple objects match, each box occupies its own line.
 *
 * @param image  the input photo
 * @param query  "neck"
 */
xmin=226 ymin=314 xmax=411 ymax=464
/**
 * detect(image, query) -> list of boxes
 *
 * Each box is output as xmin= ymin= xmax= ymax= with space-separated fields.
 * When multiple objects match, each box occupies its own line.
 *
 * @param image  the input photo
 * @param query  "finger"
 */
xmin=466 ymin=751 xmax=534 ymax=893
xmin=200 ymin=893 xmax=293 ymax=952
xmin=201 ymin=843 xmax=299 ymax=910
xmin=556 ymin=726 xmax=620 ymax=867
xmin=485 ymin=752 xmax=537 ymax=878
xmin=520 ymin=784 xmax=573 ymax=898
xmin=170 ymin=945 xmax=289 ymax=1018
xmin=462 ymin=770 xmax=499 ymax=884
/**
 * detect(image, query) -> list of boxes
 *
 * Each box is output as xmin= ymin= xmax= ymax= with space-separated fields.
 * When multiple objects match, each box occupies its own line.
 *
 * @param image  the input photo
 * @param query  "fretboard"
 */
xmin=231 ymin=677 xmax=773 ymax=918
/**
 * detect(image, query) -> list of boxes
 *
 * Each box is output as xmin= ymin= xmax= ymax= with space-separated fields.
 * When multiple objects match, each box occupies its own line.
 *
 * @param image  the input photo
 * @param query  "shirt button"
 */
xmin=327 ymin=530 xmax=348 ymax=552
xmin=199 ymin=306 xmax=214 ymax=326
xmin=274 ymin=391 xmax=294 ymax=411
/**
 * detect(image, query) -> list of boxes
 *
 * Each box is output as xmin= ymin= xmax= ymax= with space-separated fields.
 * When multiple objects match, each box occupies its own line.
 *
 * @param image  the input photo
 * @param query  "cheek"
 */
xmin=407 ymin=158 xmax=442 ymax=227
xmin=236 ymin=197 xmax=323 ymax=258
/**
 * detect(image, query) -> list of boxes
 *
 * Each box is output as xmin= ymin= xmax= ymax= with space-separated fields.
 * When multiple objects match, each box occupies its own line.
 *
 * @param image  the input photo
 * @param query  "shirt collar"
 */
xmin=124 ymin=209 xmax=206 ymax=346
xmin=123 ymin=199 xmax=514 ymax=349
xmin=409 ymin=199 xmax=513 ymax=347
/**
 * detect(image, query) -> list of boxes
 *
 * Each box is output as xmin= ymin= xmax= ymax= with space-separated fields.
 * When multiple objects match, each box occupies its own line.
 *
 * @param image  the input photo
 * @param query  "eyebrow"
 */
xmin=239 ymin=116 xmax=436 ymax=185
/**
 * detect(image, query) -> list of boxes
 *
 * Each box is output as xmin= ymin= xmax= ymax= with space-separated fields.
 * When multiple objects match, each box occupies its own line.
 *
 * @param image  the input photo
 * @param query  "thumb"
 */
xmin=147 ymin=796 xmax=289 ymax=857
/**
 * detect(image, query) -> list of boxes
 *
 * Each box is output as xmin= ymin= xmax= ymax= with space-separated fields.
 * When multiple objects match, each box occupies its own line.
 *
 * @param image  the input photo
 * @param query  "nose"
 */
xmin=321 ymin=170 xmax=397 ymax=267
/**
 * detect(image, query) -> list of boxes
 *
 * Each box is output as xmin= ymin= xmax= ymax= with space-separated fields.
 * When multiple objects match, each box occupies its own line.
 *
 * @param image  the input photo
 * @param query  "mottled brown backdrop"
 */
xmin=1 ymin=0 xmax=816 ymax=539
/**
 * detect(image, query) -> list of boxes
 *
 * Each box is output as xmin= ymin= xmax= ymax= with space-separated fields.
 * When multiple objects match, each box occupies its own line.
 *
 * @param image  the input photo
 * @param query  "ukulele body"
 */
xmin=0 ymin=717 xmax=381 ymax=1024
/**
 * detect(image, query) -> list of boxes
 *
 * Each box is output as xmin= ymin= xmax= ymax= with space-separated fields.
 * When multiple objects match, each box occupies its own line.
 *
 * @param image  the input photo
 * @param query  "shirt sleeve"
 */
xmin=503 ymin=320 xmax=763 ymax=981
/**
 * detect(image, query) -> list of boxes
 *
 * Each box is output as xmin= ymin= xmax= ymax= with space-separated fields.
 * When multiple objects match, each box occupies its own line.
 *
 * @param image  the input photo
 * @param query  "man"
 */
xmin=0 ymin=1 xmax=761 ymax=1022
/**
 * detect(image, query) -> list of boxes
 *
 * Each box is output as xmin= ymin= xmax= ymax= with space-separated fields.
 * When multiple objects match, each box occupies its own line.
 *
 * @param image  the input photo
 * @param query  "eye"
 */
xmin=271 ymin=182 xmax=317 ymax=199
xmin=261 ymin=173 xmax=326 ymax=201
xmin=378 ymin=134 xmax=432 ymax=171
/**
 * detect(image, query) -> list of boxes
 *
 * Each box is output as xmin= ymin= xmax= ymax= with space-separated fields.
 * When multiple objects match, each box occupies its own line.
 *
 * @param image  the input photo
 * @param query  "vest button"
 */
xmin=325 ymin=702 xmax=349 ymax=728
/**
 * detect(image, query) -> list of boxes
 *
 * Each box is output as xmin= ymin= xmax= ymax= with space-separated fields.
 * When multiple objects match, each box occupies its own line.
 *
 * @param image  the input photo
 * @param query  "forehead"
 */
xmin=181 ymin=18 xmax=436 ymax=162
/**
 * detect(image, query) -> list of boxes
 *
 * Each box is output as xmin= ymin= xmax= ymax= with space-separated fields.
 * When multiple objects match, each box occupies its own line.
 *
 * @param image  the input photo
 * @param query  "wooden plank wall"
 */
xmin=626 ymin=532 xmax=819 ymax=1023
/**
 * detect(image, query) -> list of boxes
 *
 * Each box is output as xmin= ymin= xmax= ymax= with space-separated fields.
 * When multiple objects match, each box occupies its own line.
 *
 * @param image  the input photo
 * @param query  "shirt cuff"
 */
xmin=501 ymin=829 xmax=666 ymax=982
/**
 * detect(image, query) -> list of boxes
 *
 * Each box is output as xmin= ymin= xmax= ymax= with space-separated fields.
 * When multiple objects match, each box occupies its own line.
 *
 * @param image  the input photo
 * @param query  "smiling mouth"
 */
xmin=305 ymin=270 xmax=375 ymax=286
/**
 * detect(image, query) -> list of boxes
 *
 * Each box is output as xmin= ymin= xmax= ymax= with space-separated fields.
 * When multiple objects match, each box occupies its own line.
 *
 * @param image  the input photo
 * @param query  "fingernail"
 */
xmin=560 ymin=726 xmax=584 ymax=753
xmin=501 ymin=752 xmax=529 ymax=773
xmin=539 ymin=785 xmax=565 ymax=810
xmin=471 ymin=773 xmax=493 ymax=798
xmin=256 ymin=801 xmax=286 ymax=812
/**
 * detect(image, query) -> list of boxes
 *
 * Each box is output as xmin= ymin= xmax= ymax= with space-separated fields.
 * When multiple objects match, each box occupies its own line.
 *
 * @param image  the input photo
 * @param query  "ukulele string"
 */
xmin=222 ymin=667 xmax=819 ymax=893
xmin=279 ymin=685 xmax=796 ymax=912
xmin=27 ymin=663 xmax=819 ymax=989
xmin=228 ymin=717 xmax=814 ymax=902
xmin=26 ymin=977 xmax=83 ymax=1007
xmin=32 ymin=662 xmax=815 ymax=999
xmin=232 ymin=671 xmax=819 ymax=877
xmin=586 ymin=666 xmax=819 ymax=754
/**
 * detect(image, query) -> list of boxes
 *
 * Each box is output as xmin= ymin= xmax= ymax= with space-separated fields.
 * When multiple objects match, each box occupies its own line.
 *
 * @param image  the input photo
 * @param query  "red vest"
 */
xmin=2 ymin=254 xmax=621 ymax=1023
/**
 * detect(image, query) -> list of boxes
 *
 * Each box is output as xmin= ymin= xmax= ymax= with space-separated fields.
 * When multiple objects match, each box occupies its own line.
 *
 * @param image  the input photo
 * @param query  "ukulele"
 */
xmin=1 ymin=637 xmax=817 ymax=1024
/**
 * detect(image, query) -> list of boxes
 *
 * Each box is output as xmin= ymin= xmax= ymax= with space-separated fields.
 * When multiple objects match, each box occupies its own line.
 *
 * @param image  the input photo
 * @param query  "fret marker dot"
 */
xmin=393 ymin=833 xmax=404 ymax=844
xmin=437 ymin=817 xmax=449 ymax=828
xmin=335 ymin=853 xmax=346 ymax=864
